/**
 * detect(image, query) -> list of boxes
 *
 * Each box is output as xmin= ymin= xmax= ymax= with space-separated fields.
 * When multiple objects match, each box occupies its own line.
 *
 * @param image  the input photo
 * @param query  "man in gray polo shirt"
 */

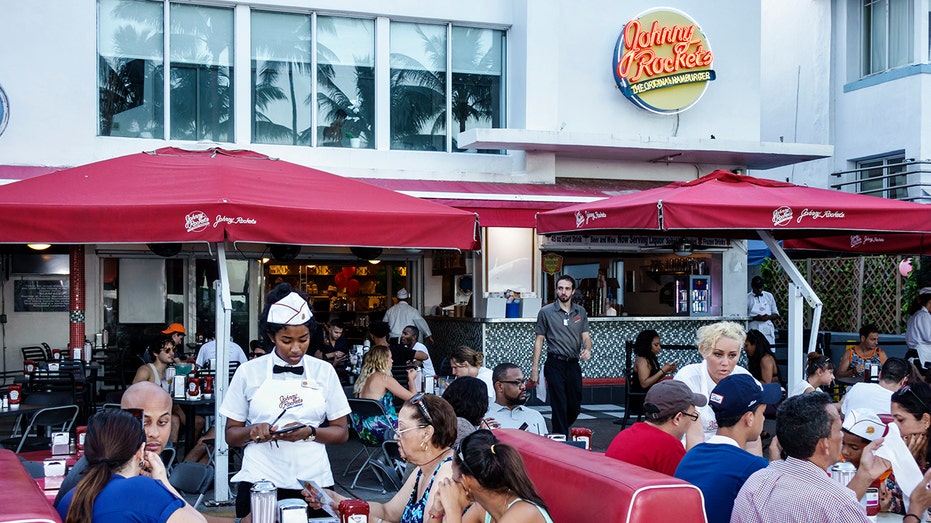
xmin=530 ymin=275 xmax=593 ymax=436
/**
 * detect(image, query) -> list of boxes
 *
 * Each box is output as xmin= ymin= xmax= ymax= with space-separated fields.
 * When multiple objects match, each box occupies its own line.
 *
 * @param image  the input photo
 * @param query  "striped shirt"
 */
xmin=730 ymin=457 xmax=869 ymax=523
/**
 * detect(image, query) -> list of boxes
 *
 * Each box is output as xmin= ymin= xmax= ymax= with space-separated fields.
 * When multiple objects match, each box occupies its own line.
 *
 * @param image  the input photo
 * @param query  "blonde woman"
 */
xmin=352 ymin=344 xmax=418 ymax=444
xmin=674 ymin=321 xmax=751 ymax=449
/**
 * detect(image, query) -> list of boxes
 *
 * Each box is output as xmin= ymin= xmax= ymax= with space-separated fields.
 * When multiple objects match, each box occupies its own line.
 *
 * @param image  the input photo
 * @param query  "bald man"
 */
xmin=55 ymin=382 xmax=173 ymax=507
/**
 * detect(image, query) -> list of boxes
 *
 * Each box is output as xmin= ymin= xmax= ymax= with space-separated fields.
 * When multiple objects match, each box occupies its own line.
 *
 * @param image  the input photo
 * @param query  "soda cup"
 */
xmin=865 ymin=487 xmax=879 ymax=517
xmin=187 ymin=377 xmax=201 ymax=399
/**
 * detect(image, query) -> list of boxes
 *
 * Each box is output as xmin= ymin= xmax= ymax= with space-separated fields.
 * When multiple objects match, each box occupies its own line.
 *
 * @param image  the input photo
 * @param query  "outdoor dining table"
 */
xmin=173 ymin=396 xmax=215 ymax=454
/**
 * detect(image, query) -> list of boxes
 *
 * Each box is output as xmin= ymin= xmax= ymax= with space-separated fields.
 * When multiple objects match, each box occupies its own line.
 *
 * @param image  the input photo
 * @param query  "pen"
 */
xmin=244 ymin=408 xmax=289 ymax=445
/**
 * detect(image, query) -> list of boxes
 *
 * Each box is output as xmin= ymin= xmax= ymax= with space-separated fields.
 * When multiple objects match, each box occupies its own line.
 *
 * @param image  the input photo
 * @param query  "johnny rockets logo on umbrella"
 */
xmin=613 ymin=8 xmax=716 ymax=114
xmin=185 ymin=210 xmax=257 ymax=233
xmin=575 ymin=210 xmax=607 ymax=228
xmin=772 ymin=206 xmax=847 ymax=227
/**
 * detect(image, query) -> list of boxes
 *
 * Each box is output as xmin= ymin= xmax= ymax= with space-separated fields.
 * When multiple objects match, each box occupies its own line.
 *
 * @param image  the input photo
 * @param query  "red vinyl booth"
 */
xmin=0 ymin=449 xmax=61 ymax=522
xmin=495 ymin=429 xmax=706 ymax=523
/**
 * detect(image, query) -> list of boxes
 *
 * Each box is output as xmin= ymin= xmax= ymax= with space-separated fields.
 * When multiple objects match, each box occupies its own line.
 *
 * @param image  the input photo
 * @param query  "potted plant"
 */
xmin=345 ymin=131 xmax=361 ymax=148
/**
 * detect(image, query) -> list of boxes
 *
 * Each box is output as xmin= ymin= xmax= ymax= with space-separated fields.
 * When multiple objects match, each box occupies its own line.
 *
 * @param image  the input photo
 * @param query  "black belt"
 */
xmin=547 ymin=353 xmax=579 ymax=363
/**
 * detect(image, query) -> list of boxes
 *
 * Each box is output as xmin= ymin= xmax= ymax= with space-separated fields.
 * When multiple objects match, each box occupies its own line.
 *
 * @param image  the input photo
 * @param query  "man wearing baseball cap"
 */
xmin=605 ymin=380 xmax=706 ymax=475
xmin=675 ymin=374 xmax=781 ymax=523
xmin=162 ymin=322 xmax=186 ymax=349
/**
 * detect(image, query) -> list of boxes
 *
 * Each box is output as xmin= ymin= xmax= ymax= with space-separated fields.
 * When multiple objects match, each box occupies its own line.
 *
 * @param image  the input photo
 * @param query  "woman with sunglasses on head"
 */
xmin=352 ymin=344 xmax=419 ymax=444
xmin=222 ymin=283 xmax=351 ymax=520
xmin=429 ymin=429 xmax=553 ymax=523
xmin=58 ymin=408 xmax=206 ymax=522
xmin=881 ymin=380 xmax=931 ymax=515
xmin=788 ymin=353 xmax=834 ymax=397
xmin=306 ymin=393 xmax=459 ymax=523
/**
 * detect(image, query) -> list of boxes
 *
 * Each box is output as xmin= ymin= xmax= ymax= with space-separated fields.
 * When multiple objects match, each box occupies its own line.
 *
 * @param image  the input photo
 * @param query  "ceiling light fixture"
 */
xmin=27 ymin=243 xmax=51 ymax=251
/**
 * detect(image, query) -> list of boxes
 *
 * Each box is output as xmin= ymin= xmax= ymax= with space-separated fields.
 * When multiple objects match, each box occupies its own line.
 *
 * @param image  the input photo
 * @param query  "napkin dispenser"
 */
xmin=51 ymin=431 xmax=70 ymax=455
xmin=278 ymin=499 xmax=307 ymax=523
xmin=44 ymin=457 xmax=66 ymax=477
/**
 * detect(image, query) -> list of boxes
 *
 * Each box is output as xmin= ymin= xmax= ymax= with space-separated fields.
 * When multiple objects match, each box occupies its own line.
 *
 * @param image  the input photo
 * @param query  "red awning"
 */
xmin=0 ymin=148 xmax=478 ymax=250
xmin=537 ymin=170 xmax=931 ymax=239
xmin=361 ymin=178 xmax=665 ymax=227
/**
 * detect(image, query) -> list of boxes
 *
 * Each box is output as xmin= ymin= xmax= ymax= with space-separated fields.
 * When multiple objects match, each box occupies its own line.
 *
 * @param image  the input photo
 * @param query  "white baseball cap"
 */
xmin=842 ymin=408 xmax=886 ymax=441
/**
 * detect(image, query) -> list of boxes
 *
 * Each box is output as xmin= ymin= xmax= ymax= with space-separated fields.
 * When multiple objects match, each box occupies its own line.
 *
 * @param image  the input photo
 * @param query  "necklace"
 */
xmin=410 ymin=447 xmax=451 ymax=468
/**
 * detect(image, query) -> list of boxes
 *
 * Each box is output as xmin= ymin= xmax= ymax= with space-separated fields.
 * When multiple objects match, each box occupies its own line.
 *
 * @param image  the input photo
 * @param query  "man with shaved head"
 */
xmin=54 ymin=382 xmax=173 ymax=507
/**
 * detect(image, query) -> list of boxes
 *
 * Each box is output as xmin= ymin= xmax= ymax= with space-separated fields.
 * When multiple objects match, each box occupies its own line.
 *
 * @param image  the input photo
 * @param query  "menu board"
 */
xmin=14 ymin=279 xmax=70 ymax=312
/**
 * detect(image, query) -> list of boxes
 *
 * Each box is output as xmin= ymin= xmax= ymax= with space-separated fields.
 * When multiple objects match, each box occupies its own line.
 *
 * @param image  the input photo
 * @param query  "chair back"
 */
xmin=10 ymin=405 xmax=80 ymax=453
xmin=348 ymin=397 xmax=388 ymax=419
xmin=620 ymin=340 xmax=648 ymax=430
xmin=20 ymin=346 xmax=48 ymax=364
xmin=168 ymin=462 xmax=214 ymax=508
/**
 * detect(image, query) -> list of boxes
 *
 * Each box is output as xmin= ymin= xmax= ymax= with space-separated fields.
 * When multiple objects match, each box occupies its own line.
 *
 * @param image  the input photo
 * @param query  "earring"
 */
xmin=420 ymin=440 xmax=428 ymax=451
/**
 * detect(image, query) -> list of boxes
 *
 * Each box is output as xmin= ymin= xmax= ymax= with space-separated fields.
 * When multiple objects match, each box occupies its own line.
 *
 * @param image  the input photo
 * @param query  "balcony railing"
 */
xmin=830 ymin=159 xmax=931 ymax=202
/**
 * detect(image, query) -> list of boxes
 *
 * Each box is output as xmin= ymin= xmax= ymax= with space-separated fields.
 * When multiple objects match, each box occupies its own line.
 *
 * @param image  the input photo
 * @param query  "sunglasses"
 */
xmin=896 ymin=385 xmax=930 ymax=415
xmin=409 ymin=393 xmax=433 ymax=426
xmin=456 ymin=444 xmax=477 ymax=478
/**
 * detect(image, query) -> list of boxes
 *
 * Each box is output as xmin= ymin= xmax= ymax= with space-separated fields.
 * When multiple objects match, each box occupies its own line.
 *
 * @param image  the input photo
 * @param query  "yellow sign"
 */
xmin=542 ymin=253 xmax=563 ymax=275
xmin=613 ymin=8 xmax=715 ymax=114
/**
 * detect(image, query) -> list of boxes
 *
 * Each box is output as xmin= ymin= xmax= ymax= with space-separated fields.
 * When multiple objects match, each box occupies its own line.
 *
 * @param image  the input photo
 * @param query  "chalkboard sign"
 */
xmin=14 ymin=279 xmax=69 ymax=312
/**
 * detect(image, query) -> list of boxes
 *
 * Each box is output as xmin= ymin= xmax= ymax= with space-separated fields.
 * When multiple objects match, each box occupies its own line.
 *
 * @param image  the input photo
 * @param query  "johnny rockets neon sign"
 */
xmin=613 ymin=8 xmax=716 ymax=114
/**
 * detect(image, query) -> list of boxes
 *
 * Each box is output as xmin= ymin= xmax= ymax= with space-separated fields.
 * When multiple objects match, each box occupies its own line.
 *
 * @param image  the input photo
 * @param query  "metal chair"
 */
xmin=20 ymin=346 xmax=48 ymax=364
xmin=345 ymin=398 xmax=401 ymax=492
xmin=168 ymin=462 xmax=214 ymax=508
xmin=619 ymin=340 xmax=647 ymax=430
xmin=1 ymin=405 xmax=80 ymax=453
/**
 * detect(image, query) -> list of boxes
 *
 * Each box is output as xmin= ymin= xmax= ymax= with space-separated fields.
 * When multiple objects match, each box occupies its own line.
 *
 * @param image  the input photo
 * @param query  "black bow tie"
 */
xmin=273 ymin=365 xmax=302 ymax=375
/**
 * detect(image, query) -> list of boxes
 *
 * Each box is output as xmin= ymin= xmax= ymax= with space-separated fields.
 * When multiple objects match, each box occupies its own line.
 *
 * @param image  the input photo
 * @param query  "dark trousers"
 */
xmin=236 ymin=481 xmax=332 ymax=518
xmin=544 ymin=356 xmax=582 ymax=436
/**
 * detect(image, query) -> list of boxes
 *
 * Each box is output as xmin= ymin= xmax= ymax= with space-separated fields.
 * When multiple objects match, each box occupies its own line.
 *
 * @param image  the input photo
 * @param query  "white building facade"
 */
xmin=0 ymin=1 xmax=826 ymax=370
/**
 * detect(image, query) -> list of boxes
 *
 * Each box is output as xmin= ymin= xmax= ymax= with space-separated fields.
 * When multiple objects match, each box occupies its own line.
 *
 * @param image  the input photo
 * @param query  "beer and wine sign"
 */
xmin=614 ymin=8 xmax=715 ymax=114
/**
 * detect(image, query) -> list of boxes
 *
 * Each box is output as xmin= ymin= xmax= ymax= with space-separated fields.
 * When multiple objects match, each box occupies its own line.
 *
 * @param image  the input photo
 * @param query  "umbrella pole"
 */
xmin=757 ymin=231 xmax=823 ymax=390
xmin=214 ymin=243 xmax=233 ymax=501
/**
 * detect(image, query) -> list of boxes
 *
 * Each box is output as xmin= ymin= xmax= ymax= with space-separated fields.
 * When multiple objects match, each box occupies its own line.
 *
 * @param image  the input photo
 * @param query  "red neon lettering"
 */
xmin=617 ymin=18 xmax=713 ymax=82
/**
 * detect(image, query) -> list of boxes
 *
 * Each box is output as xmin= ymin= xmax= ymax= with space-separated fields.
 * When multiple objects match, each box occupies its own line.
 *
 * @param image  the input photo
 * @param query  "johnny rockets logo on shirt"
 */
xmin=279 ymin=393 xmax=303 ymax=410
xmin=573 ymin=315 xmax=582 ymax=323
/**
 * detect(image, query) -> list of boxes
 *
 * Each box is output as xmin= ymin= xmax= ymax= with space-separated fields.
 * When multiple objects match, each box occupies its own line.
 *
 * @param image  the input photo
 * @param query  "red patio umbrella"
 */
xmin=0 ymin=147 xmax=478 ymax=249
xmin=784 ymin=234 xmax=931 ymax=255
xmin=536 ymin=170 xmax=931 ymax=238
xmin=537 ymin=170 xmax=931 ymax=394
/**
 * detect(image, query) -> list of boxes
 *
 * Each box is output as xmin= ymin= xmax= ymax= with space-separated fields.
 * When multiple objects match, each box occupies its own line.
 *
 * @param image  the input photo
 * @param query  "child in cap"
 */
xmin=841 ymin=408 xmax=887 ymax=468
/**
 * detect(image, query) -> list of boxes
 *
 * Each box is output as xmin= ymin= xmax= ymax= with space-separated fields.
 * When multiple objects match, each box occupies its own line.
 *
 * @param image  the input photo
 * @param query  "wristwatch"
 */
xmin=304 ymin=425 xmax=317 ymax=442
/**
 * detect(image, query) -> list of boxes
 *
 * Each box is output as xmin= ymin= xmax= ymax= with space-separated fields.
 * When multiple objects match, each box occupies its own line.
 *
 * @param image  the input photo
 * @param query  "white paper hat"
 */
xmin=396 ymin=288 xmax=410 ymax=299
xmin=919 ymin=287 xmax=931 ymax=296
xmin=842 ymin=408 xmax=886 ymax=441
xmin=267 ymin=292 xmax=312 ymax=325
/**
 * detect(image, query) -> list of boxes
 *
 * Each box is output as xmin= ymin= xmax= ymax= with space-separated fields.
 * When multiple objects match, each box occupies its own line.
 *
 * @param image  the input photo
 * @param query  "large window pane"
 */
xmin=317 ymin=17 xmax=375 ymax=149
xmin=451 ymin=27 xmax=505 ymax=153
xmin=251 ymin=11 xmax=312 ymax=145
xmin=390 ymin=22 xmax=446 ymax=151
xmin=170 ymin=4 xmax=233 ymax=142
xmin=98 ymin=0 xmax=164 ymax=138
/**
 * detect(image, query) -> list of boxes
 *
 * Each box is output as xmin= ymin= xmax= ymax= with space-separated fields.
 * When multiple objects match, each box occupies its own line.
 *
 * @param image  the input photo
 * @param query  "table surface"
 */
xmin=0 ymin=404 xmax=45 ymax=418
xmin=173 ymin=396 xmax=215 ymax=406
xmin=18 ymin=449 xmax=80 ymax=467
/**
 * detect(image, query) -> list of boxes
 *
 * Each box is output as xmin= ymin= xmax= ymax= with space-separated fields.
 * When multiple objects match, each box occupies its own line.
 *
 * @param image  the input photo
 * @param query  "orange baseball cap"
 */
xmin=161 ymin=323 xmax=186 ymax=335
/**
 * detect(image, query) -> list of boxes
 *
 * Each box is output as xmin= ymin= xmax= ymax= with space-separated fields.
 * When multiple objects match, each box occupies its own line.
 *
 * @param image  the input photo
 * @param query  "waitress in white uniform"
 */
xmin=222 ymin=283 xmax=351 ymax=518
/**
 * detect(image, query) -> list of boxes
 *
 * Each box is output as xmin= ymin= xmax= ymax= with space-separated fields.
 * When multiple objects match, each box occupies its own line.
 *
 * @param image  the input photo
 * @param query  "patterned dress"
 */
xmin=400 ymin=456 xmax=452 ymax=523
xmin=350 ymin=391 xmax=397 ymax=445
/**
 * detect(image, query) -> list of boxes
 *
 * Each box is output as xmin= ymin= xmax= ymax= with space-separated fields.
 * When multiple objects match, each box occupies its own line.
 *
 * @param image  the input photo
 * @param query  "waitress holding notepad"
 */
xmin=221 ymin=283 xmax=351 ymax=518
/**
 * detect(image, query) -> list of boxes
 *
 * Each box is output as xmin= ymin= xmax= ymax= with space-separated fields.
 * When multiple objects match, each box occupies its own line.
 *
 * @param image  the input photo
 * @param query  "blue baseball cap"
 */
xmin=708 ymin=374 xmax=782 ymax=419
